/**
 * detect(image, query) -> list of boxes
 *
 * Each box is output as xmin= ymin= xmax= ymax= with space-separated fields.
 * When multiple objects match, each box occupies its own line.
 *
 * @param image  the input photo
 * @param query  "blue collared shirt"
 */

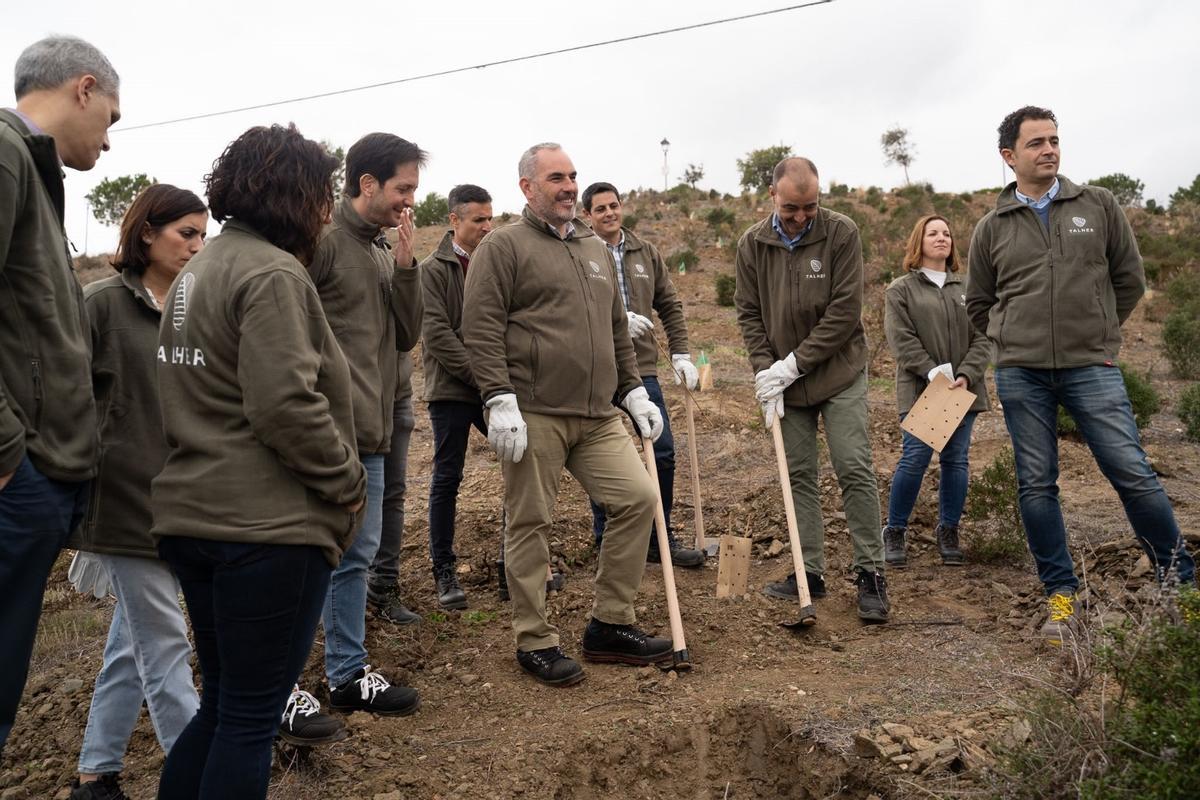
xmin=1015 ymin=177 xmax=1060 ymax=229
xmin=771 ymin=213 xmax=813 ymax=251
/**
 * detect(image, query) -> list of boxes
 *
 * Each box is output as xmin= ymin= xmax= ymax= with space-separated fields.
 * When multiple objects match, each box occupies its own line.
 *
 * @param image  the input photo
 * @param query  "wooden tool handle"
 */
xmin=770 ymin=422 xmax=814 ymax=608
xmin=643 ymin=438 xmax=688 ymax=654
xmin=684 ymin=394 xmax=706 ymax=551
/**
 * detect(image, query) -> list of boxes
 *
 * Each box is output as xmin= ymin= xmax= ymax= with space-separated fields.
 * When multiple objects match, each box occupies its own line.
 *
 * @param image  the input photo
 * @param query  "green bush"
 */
xmin=1163 ymin=309 xmax=1200 ymax=379
xmin=829 ymin=182 xmax=849 ymax=197
xmin=1080 ymin=590 xmax=1200 ymax=799
xmin=622 ymin=212 xmax=639 ymax=231
xmin=704 ymin=206 xmax=736 ymax=234
xmin=413 ymin=192 xmax=449 ymax=227
xmin=1057 ymin=363 xmax=1159 ymax=434
xmin=1166 ymin=269 xmax=1200 ymax=312
xmin=666 ymin=248 xmax=699 ymax=272
xmin=1179 ymin=383 xmax=1200 ymax=442
xmin=714 ymin=273 xmax=736 ymax=307
xmin=964 ymin=447 xmax=1026 ymax=563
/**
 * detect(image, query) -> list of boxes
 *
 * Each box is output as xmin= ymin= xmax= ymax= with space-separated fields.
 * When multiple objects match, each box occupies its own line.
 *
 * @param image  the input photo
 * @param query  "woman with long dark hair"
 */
xmin=152 ymin=124 xmax=365 ymax=800
xmin=67 ymin=184 xmax=207 ymax=800
xmin=882 ymin=214 xmax=991 ymax=568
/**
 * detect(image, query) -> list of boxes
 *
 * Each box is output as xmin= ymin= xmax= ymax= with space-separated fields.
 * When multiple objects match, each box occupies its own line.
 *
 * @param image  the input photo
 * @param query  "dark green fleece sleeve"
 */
xmin=236 ymin=269 xmax=364 ymax=507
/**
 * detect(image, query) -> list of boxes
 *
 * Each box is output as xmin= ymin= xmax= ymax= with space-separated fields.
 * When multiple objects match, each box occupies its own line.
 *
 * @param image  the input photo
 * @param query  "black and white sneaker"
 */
xmin=279 ymin=685 xmax=348 ymax=746
xmin=516 ymin=646 xmax=584 ymax=686
xmin=329 ymin=667 xmax=420 ymax=716
xmin=581 ymin=618 xmax=672 ymax=665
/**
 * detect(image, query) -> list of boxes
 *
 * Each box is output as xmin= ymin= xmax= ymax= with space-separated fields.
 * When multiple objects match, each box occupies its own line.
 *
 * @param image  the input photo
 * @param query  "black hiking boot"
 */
xmin=367 ymin=581 xmax=421 ymax=626
xmin=581 ymin=618 xmax=673 ymax=665
xmin=329 ymin=667 xmax=420 ymax=716
xmin=69 ymin=774 xmax=129 ymax=800
xmin=433 ymin=562 xmax=468 ymax=610
xmin=882 ymin=525 xmax=908 ymax=568
xmin=516 ymin=646 xmax=585 ymax=686
xmin=762 ymin=571 xmax=826 ymax=600
xmin=936 ymin=523 xmax=964 ymax=566
xmin=855 ymin=570 xmax=890 ymax=623
xmin=278 ymin=686 xmax=348 ymax=746
xmin=647 ymin=529 xmax=705 ymax=569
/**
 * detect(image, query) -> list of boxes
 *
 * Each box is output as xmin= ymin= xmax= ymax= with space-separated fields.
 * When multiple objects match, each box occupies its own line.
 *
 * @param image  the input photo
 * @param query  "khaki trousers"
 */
xmin=778 ymin=371 xmax=884 ymax=575
xmin=502 ymin=412 xmax=656 ymax=651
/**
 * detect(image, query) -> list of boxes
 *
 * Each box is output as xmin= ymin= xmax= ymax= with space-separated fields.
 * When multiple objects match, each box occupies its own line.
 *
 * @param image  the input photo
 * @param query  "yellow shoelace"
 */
xmin=1048 ymin=593 xmax=1075 ymax=622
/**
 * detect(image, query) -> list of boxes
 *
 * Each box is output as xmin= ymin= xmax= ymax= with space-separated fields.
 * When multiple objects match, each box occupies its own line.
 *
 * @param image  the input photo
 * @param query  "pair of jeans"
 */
xmin=778 ymin=371 xmax=883 ymax=575
xmin=591 ymin=375 xmax=674 ymax=544
xmin=995 ymin=365 xmax=1195 ymax=595
xmin=368 ymin=399 xmax=414 ymax=588
xmin=156 ymin=537 xmax=330 ymax=800
xmin=77 ymin=554 xmax=198 ymax=775
xmin=887 ymin=412 xmax=978 ymax=529
xmin=324 ymin=453 xmax=384 ymax=686
xmin=0 ymin=456 xmax=89 ymax=754
xmin=427 ymin=400 xmax=487 ymax=568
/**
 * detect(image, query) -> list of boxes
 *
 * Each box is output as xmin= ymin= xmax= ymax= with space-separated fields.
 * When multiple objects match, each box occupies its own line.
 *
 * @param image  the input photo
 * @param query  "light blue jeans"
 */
xmin=77 ymin=554 xmax=198 ymax=775
xmin=322 ymin=454 xmax=384 ymax=687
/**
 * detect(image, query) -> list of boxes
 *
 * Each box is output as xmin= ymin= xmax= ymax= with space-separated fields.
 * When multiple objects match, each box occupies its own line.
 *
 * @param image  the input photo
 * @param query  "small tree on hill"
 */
xmin=413 ymin=192 xmax=449 ymax=228
xmin=321 ymin=140 xmax=347 ymax=197
xmin=1090 ymin=172 xmax=1144 ymax=207
xmin=880 ymin=126 xmax=915 ymax=186
xmin=736 ymin=145 xmax=792 ymax=194
xmin=681 ymin=163 xmax=705 ymax=190
xmin=86 ymin=173 xmax=155 ymax=227
xmin=1170 ymin=174 xmax=1200 ymax=210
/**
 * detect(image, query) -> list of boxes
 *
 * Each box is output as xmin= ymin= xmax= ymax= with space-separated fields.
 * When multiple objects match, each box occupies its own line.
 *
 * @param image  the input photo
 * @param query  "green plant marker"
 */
xmin=678 ymin=260 xmax=686 ymax=275
xmin=697 ymin=350 xmax=709 ymax=366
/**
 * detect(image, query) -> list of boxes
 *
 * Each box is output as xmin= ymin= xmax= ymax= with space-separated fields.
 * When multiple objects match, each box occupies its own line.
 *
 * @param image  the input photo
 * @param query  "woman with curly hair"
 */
xmin=152 ymin=124 xmax=365 ymax=800
xmin=882 ymin=214 xmax=991 ymax=569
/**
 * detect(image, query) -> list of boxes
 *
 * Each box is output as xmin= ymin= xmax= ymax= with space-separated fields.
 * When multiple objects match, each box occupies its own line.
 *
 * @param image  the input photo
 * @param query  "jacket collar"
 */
xmin=520 ymin=205 xmax=595 ymax=241
xmin=431 ymin=229 xmax=459 ymax=266
xmin=912 ymin=267 xmax=963 ymax=287
xmin=753 ymin=206 xmax=830 ymax=249
xmin=995 ymin=174 xmax=1084 ymax=215
xmin=0 ymin=108 xmax=66 ymax=223
xmin=119 ymin=268 xmax=163 ymax=316
xmin=333 ymin=195 xmax=385 ymax=243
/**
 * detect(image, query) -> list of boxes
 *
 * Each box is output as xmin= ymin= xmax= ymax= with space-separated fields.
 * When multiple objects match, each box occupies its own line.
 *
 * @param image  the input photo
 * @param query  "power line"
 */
xmin=115 ymin=1 xmax=834 ymax=133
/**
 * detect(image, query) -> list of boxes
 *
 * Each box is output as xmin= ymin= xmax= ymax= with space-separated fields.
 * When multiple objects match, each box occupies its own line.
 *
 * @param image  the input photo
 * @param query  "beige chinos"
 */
xmin=503 ymin=412 xmax=657 ymax=651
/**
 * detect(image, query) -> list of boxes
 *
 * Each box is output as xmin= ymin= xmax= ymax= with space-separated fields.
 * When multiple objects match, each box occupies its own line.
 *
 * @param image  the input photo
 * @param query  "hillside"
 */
xmin=7 ymin=186 xmax=1199 ymax=800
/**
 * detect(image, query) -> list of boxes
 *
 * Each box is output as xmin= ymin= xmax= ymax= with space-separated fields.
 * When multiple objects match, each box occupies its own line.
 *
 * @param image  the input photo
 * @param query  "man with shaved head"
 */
xmin=463 ymin=143 xmax=673 ymax=686
xmin=1 ymin=36 xmax=120 ymax=754
xmin=734 ymin=157 xmax=890 ymax=623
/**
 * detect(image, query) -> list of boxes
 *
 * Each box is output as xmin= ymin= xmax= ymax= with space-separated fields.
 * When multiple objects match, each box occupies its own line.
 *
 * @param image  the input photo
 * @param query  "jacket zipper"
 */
xmin=1050 ymin=220 xmax=1062 ymax=369
xmin=31 ymin=358 xmax=44 ymax=427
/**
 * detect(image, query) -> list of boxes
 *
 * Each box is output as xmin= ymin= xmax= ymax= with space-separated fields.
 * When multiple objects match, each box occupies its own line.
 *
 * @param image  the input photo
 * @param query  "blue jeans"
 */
xmin=78 ymin=554 xmax=198 ymax=775
xmin=995 ymin=365 xmax=1195 ymax=595
xmin=427 ymin=400 xmax=487 ymax=568
xmin=591 ymin=376 xmax=674 ymax=544
xmin=369 ymin=400 xmax=414 ymax=587
xmin=887 ymin=412 xmax=978 ymax=529
xmin=0 ymin=456 xmax=89 ymax=754
xmin=323 ymin=453 xmax=383 ymax=686
xmin=156 ymin=538 xmax=330 ymax=800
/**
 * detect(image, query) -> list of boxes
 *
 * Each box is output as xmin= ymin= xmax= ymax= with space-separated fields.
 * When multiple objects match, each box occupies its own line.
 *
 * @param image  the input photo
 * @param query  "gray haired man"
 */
xmin=0 ymin=36 xmax=120 ymax=753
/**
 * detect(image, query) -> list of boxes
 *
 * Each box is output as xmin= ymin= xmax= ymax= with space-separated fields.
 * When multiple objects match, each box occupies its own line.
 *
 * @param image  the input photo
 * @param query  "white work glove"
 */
xmin=626 ymin=311 xmax=654 ymax=339
xmin=761 ymin=395 xmax=785 ymax=430
xmin=754 ymin=353 xmax=801 ymax=401
xmin=671 ymin=354 xmax=699 ymax=390
xmin=621 ymin=386 xmax=664 ymax=441
xmin=68 ymin=551 xmax=113 ymax=600
xmin=485 ymin=393 xmax=527 ymax=463
xmin=927 ymin=363 xmax=955 ymax=383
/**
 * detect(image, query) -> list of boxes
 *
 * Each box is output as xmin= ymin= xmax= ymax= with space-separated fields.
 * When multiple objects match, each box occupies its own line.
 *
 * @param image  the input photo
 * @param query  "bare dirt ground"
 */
xmin=5 ymin=208 xmax=1198 ymax=800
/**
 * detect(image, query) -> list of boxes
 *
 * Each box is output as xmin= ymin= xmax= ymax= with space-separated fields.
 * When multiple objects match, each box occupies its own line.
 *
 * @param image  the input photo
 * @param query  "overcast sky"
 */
xmin=5 ymin=0 xmax=1199 ymax=255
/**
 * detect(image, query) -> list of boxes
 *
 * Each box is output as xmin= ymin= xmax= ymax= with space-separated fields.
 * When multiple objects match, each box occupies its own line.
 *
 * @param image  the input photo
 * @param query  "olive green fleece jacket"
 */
xmin=0 ymin=109 xmax=98 ymax=481
xmin=966 ymin=176 xmax=1145 ymax=369
xmin=609 ymin=228 xmax=690 ymax=376
xmin=734 ymin=208 xmax=868 ymax=407
xmin=68 ymin=272 xmax=166 ymax=558
xmin=152 ymin=221 xmax=366 ymax=567
xmin=884 ymin=270 xmax=991 ymax=415
xmin=308 ymin=197 xmax=423 ymax=453
xmin=421 ymin=230 xmax=479 ymax=404
xmin=463 ymin=206 xmax=642 ymax=417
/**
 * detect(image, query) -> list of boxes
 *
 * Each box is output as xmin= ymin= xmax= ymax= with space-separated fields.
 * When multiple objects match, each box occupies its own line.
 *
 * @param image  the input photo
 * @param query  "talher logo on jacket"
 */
xmin=171 ymin=273 xmax=195 ymax=331
xmin=1068 ymin=216 xmax=1095 ymax=234
xmin=810 ymin=259 xmax=822 ymax=273
xmin=586 ymin=260 xmax=608 ymax=282
xmin=805 ymin=258 xmax=826 ymax=279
